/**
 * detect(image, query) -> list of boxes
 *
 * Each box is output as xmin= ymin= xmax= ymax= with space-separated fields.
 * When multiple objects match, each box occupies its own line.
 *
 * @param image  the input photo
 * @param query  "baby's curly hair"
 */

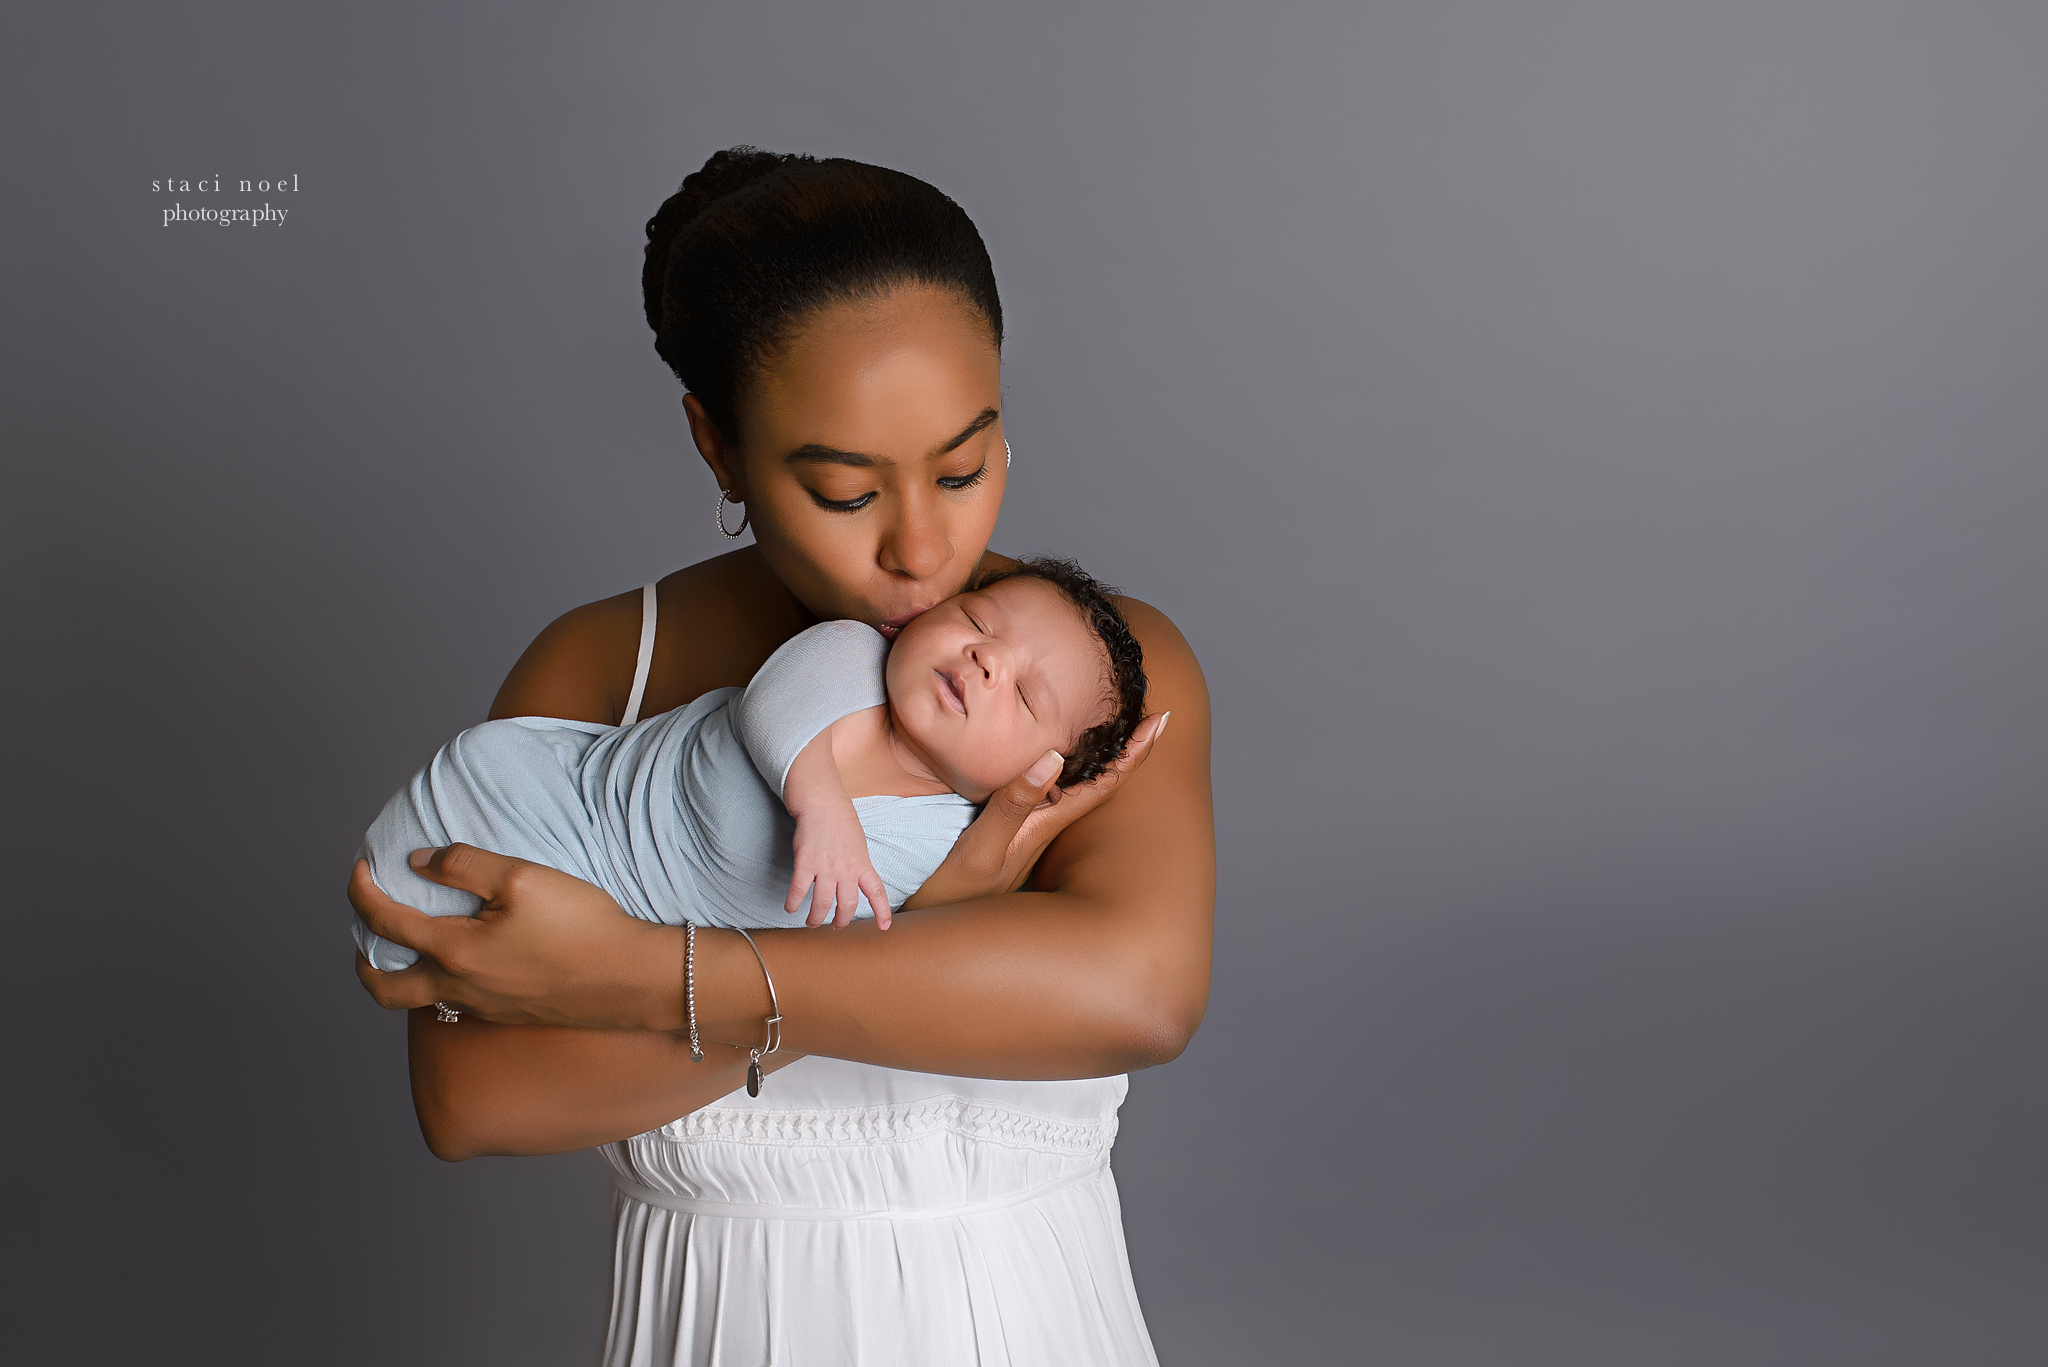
xmin=977 ymin=557 xmax=1148 ymax=787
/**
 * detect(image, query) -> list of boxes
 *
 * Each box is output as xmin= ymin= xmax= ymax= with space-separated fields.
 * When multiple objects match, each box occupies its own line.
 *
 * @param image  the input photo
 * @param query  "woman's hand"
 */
xmin=351 ymin=846 xmax=677 ymax=1030
xmin=902 ymin=711 xmax=1170 ymax=912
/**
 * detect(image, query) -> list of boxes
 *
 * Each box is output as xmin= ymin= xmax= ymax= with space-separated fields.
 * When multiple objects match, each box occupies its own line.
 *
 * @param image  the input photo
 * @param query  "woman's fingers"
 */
xmin=349 ymin=862 xmax=464 ymax=1009
xmin=901 ymin=719 xmax=1160 ymax=913
xmin=1015 ymin=710 xmax=1170 ymax=844
xmin=351 ymin=846 xmax=665 ymax=1028
xmin=979 ymin=711 xmax=1172 ymax=873
xmin=927 ymin=748 xmax=1065 ymax=883
xmin=354 ymin=950 xmax=448 ymax=1012
xmin=405 ymin=842 xmax=531 ymax=903
xmin=980 ymin=748 xmax=1067 ymax=840
xmin=349 ymin=859 xmax=451 ymax=960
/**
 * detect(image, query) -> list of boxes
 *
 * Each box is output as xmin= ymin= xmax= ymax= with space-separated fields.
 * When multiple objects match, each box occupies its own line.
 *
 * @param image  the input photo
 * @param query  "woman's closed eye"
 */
xmin=808 ymin=487 xmax=877 ymax=512
xmin=938 ymin=461 xmax=989 ymax=492
xmin=810 ymin=462 xmax=984 ymax=512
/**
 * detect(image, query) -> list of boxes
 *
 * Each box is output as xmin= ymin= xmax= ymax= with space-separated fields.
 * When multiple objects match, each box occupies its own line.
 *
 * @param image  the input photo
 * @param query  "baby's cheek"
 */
xmin=984 ymin=738 xmax=1047 ymax=790
xmin=967 ymin=744 xmax=1023 ymax=791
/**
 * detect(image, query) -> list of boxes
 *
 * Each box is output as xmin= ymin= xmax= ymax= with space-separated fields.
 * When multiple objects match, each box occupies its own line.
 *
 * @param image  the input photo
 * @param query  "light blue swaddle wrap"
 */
xmin=353 ymin=620 xmax=978 ymax=971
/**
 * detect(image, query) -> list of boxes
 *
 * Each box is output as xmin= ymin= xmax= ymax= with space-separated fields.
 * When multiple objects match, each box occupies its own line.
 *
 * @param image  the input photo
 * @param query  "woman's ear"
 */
xmin=682 ymin=394 xmax=745 ymax=500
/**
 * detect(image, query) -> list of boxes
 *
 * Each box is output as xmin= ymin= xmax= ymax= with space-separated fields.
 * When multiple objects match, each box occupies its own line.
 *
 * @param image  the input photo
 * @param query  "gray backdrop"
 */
xmin=4 ymin=3 xmax=2043 ymax=1363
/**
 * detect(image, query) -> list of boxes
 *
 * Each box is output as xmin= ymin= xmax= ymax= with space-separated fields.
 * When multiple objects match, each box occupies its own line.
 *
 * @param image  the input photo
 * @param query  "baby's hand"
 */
xmin=787 ymin=806 xmax=893 ymax=929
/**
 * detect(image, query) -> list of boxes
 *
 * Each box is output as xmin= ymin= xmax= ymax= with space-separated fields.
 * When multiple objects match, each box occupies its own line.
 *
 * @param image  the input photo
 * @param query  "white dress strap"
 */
xmin=619 ymin=582 xmax=658 ymax=727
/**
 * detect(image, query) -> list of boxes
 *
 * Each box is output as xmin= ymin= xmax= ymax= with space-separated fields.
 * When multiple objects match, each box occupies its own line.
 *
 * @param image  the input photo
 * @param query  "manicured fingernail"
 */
xmin=1026 ymin=750 xmax=1063 ymax=786
xmin=407 ymin=848 xmax=435 ymax=869
xmin=1151 ymin=711 xmax=1171 ymax=742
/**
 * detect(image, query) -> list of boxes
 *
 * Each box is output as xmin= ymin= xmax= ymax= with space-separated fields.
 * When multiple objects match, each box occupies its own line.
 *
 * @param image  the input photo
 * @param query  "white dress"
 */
xmin=596 ymin=587 xmax=1160 ymax=1367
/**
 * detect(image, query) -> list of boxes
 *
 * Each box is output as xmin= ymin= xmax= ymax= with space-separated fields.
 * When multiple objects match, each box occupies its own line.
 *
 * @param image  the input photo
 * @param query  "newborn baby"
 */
xmin=353 ymin=558 xmax=1147 ymax=969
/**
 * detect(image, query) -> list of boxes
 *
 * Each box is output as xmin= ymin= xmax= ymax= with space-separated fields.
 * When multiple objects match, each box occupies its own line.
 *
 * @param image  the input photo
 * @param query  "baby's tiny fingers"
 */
xmin=861 ymin=873 xmax=892 ymax=930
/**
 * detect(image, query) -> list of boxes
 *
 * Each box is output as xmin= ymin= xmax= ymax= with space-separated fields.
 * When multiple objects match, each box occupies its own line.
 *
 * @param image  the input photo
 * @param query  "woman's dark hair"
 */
xmin=643 ymin=147 xmax=1004 ymax=441
xmin=978 ymin=557 xmax=1148 ymax=788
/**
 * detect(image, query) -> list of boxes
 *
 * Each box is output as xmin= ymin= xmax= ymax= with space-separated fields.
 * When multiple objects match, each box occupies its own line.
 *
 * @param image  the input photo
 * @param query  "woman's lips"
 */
xmin=878 ymin=602 xmax=941 ymax=640
xmin=936 ymin=668 xmax=968 ymax=715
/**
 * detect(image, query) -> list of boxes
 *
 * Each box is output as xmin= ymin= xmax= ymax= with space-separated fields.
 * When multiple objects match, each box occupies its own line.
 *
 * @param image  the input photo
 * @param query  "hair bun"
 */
xmin=638 ymin=147 xmax=1002 ymax=442
xmin=643 ymin=147 xmax=810 ymax=340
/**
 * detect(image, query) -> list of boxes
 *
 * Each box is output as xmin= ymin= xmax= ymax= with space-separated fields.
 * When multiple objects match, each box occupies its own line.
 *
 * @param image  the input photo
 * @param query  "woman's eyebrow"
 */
xmin=937 ymin=407 xmax=1000 ymax=454
xmin=784 ymin=408 xmax=999 ymax=468
xmin=787 ymin=444 xmax=883 ymax=468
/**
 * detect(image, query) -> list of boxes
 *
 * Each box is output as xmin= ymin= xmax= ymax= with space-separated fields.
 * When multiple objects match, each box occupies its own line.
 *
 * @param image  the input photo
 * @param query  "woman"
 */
xmin=352 ymin=148 xmax=1214 ymax=1365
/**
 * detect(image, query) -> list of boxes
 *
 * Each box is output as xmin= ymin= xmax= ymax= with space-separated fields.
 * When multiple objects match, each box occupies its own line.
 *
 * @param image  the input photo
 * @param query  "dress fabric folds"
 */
xmin=598 ymin=1058 xmax=1160 ymax=1366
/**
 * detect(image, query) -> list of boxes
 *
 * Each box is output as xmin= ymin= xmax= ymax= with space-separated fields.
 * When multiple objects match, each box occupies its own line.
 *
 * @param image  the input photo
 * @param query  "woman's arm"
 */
xmin=363 ymin=597 xmax=1211 ymax=1059
xmin=356 ymin=558 xmax=1211 ymax=1150
xmin=406 ymin=1009 xmax=801 ymax=1159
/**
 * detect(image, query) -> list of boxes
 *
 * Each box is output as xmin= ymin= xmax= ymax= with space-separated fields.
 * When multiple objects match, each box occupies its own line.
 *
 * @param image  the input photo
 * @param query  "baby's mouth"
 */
xmin=936 ymin=668 xmax=968 ymax=716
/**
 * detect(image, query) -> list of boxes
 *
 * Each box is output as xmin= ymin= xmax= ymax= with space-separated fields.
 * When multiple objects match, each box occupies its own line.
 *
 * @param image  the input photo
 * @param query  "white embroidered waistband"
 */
xmin=654 ymin=1094 xmax=1118 ymax=1155
xmin=609 ymin=1157 xmax=1108 ymax=1222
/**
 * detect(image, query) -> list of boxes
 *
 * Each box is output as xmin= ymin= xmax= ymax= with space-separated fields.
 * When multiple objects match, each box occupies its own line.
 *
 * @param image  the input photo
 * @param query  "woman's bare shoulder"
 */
xmin=1114 ymin=594 xmax=1204 ymax=680
xmin=488 ymin=549 xmax=806 ymax=724
xmin=1109 ymin=594 xmax=1209 ymax=728
xmin=487 ymin=583 xmax=643 ymax=724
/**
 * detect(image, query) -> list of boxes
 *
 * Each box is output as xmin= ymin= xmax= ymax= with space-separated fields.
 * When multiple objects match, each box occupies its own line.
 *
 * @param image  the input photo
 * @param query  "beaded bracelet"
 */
xmin=682 ymin=922 xmax=703 ymax=1063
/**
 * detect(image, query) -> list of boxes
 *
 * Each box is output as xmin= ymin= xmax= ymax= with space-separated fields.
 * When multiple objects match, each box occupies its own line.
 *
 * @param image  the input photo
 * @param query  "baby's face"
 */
xmin=885 ymin=577 xmax=1111 ymax=801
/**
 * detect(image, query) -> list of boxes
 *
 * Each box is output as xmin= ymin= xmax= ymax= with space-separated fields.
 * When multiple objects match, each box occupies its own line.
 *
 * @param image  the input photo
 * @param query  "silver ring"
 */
xmin=433 ymin=1001 xmax=461 ymax=1024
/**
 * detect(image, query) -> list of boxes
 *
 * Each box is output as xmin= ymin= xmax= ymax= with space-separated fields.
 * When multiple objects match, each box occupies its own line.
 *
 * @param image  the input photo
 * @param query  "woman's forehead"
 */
xmin=748 ymin=289 xmax=1000 ymax=447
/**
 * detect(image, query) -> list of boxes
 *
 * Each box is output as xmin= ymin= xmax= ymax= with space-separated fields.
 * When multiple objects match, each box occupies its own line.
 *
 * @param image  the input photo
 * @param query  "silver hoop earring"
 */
xmin=716 ymin=490 xmax=749 ymax=539
xmin=1005 ymin=440 xmax=1012 ymax=469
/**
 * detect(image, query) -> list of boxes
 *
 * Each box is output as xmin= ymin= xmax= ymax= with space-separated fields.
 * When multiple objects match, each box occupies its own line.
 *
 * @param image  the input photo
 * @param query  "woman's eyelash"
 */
xmin=938 ymin=462 xmax=989 ymax=492
xmin=812 ymin=462 xmax=984 ymax=511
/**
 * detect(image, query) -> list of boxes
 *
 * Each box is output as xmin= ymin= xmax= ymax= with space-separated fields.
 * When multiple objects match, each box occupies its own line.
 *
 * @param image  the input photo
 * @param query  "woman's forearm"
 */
xmin=686 ymin=889 xmax=1206 ymax=1078
xmin=406 ymin=1009 xmax=790 ymax=1159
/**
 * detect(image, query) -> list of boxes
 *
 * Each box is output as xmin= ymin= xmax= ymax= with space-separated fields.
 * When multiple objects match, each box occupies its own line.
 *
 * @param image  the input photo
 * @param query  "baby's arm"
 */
xmin=782 ymin=723 xmax=893 ymax=929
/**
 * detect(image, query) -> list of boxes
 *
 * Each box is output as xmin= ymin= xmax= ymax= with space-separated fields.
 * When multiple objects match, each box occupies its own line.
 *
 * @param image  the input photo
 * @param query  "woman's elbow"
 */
xmin=408 ymin=1045 xmax=506 ymax=1160
xmin=1129 ymin=1003 xmax=1204 ymax=1068
xmin=413 ymin=1086 xmax=488 ymax=1163
xmin=1104 ymin=973 xmax=1207 ymax=1069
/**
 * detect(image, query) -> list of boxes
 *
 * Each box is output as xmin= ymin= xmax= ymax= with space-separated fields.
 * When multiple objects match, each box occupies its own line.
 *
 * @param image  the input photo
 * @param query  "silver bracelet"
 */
xmin=683 ymin=922 xmax=703 ymax=1063
xmin=730 ymin=927 xmax=782 ymax=1097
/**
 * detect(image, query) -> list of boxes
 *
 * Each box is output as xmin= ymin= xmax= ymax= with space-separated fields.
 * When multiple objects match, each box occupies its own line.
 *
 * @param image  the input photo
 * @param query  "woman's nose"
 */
xmin=878 ymin=491 xmax=951 ymax=581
